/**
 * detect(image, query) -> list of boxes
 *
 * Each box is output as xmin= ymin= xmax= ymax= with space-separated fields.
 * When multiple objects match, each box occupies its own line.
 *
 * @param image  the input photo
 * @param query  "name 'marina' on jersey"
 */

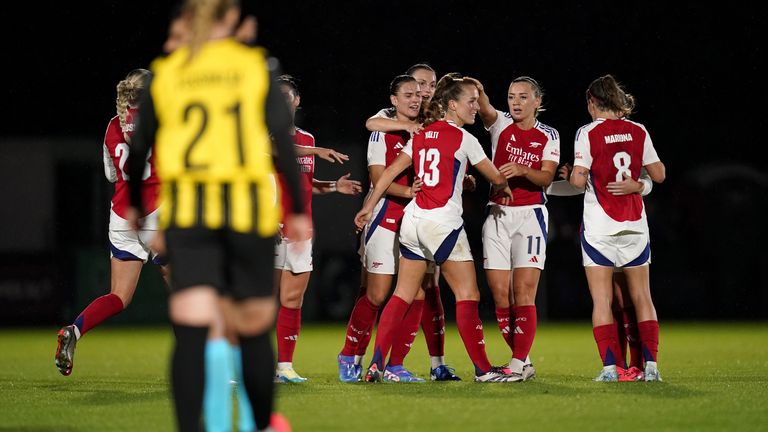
xmin=604 ymin=133 xmax=632 ymax=144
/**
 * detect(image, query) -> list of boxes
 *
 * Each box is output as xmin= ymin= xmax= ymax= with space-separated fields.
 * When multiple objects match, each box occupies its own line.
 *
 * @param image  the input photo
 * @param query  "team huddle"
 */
xmin=52 ymin=4 xmax=665 ymax=427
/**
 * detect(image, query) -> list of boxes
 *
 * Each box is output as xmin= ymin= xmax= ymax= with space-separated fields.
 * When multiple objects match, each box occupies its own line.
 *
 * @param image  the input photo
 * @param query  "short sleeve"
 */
xmin=573 ymin=126 xmax=592 ymax=169
xmin=372 ymin=107 xmax=395 ymax=119
xmin=542 ymin=128 xmax=561 ymax=163
xmin=367 ymin=131 xmax=386 ymax=166
xmin=463 ymin=133 xmax=488 ymax=166
xmin=401 ymin=138 xmax=413 ymax=157
xmin=641 ymin=127 xmax=661 ymax=166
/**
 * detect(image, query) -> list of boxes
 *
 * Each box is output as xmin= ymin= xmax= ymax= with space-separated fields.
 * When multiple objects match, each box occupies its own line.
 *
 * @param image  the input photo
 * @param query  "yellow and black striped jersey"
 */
xmin=129 ymin=38 xmax=304 ymax=236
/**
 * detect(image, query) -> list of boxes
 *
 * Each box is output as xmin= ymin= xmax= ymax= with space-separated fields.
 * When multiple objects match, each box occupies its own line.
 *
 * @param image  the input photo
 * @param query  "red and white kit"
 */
xmin=275 ymin=127 xmax=315 ymax=273
xmin=361 ymin=130 xmax=413 ymax=274
xmin=102 ymin=108 xmax=161 ymax=262
xmin=482 ymin=110 xmax=560 ymax=270
xmin=399 ymin=120 xmax=487 ymax=263
xmin=574 ymin=117 xmax=661 ymax=267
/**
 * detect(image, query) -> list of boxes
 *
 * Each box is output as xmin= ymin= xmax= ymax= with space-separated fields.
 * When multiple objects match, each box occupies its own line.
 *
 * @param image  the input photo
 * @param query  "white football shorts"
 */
xmin=398 ymin=212 xmax=473 ymax=263
xmin=482 ymin=204 xmax=548 ymax=270
xmin=274 ymin=235 xmax=314 ymax=273
xmin=581 ymin=230 xmax=651 ymax=268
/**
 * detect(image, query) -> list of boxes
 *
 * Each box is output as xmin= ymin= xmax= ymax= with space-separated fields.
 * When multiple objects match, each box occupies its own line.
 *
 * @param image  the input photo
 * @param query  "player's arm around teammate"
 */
xmin=54 ymin=69 xmax=166 ymax=378
xmin=354 ymin=74 xmax=516 ymax=383
xmin=469 ymin=76 xmax=560 ymax=380
xmin=569 ymin=74 xmax=665 ymax=382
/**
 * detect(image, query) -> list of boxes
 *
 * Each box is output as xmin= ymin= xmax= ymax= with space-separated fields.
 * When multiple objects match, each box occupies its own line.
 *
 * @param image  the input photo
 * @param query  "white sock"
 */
xmin=430 ymin=356 xmax=445 ymax=370
xmin=354 ymin=355 xmax=364 ymax=365
xmin=276 ymin=362 xmax=293 ymax=371
xmin=510 ymin=358 xmax=525 ymax=374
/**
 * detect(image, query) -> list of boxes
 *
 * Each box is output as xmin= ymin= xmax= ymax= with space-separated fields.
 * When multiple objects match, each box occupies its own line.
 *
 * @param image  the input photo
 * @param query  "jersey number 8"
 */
xmin=613 ymin=151 xmax=632 ymax=182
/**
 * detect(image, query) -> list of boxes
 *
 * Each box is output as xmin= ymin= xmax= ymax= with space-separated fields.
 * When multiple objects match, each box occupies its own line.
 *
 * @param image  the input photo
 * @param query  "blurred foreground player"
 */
xmin=127 ymin=0 xmax=310 ymax=430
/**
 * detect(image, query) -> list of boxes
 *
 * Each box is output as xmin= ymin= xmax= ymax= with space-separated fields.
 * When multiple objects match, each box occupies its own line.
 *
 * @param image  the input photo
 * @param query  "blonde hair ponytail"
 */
xmin=116 ymin=69 xmax=151 ymax=132
xmin=184 ymin=0 xmax=239 ymax=60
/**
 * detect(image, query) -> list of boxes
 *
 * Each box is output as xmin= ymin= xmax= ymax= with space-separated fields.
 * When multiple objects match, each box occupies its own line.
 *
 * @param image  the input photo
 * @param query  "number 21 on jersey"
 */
xmin=417 ymin=148 xmax=440 ymax=187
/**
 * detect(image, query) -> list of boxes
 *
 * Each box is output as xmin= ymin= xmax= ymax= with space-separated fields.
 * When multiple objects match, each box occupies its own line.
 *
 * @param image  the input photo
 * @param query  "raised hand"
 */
xmin=336 ymin=173 xmax=363 ymax=195
xmin=316 ymin=147 xmax=349 ymax=164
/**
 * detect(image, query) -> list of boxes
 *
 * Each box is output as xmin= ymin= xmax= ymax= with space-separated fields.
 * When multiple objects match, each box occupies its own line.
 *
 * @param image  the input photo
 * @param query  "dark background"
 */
xmin=1 ymin=1 xmax=765 ymax=325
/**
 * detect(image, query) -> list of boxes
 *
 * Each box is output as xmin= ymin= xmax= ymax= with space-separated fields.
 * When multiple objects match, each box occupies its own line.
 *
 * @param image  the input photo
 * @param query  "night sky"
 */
xmin=4 ymin=1 xmax=761 ymax=172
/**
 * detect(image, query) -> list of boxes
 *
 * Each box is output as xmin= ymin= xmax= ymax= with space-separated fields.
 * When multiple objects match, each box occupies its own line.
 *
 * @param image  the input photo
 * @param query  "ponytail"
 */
xmin=116 ymin=69 xmax=151 ymax=132
xmin=587 ymin=74 xmax=636 ymax=117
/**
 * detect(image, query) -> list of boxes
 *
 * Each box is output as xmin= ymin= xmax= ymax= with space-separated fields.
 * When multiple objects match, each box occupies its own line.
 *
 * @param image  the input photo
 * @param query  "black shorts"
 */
xmin=165 ymin=228 xmax=276 ymax=300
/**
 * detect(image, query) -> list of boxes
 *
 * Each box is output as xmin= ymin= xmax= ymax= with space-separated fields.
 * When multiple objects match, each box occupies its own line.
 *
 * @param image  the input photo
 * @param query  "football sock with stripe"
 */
xmin=456 ymin=300 xmax=492 ymax=375
xmin=389 ymin=299 xmax=423 ymax=367
xmin=421 ymin=286 xmax=445 ymax=357
xmin=495 ymin=307 xmax=514 ymax=351
xmin=511 ymin=305 xmax=537 ymax=365
xmin=369 ymin=295 xmax=409 ymax=371
xmin=276 ymin=306 xmax=301 ymax=363
xmin=341 ymin=295 xmax=380 ymax=357
xmin=73 ymin=293 xmax=124 ymax=338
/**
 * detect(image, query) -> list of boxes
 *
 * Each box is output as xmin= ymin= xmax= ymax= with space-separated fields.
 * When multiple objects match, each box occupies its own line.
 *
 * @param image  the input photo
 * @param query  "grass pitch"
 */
xmin=1 ymin=322 xmax=766 ymax=431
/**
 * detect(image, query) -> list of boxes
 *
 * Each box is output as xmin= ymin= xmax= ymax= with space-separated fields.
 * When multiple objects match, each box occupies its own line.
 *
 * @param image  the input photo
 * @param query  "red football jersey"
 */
xmin=404 ymin=120 xmax=488 ymax=229
xmin=102 ymin=108 xmax=160 ymax=222
xmin=278 ymin=127 xmax=315 ymax=222
xmin=574 ymin=118 xmax=660 ymax=235
xmin=488 ymin=111 xmax=560 ymax=206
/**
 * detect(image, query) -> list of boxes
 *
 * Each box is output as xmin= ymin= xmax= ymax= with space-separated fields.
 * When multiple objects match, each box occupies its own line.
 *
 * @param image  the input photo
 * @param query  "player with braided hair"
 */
xmin=54 ymin=68 xmax=166 ymax=377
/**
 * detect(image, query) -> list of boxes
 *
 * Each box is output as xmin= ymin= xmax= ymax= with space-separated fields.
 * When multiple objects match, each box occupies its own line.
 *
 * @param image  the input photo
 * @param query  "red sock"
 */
xmin=73 ymin=293 xmax=124 ymax=336
xmin=495 ymin=307 xmax=514 ymax=351
xmin=637 ymin=320 xmax=659 ymax=363
xmin=341 ymin=295 xmax=380 ymax=357
xmin=511 ymin=305 xmax=536 ymax=362
xmin=612 ymin=307 xmax=628 ymax=364
xmin=421 ymin=287 xmax=445 ymax=357
xmin=592 ymin=323 xmax=625 ymax=367
xmin=370 ymin=296 xmax=409 ymax=370
xmin=624 ymin=307 xmax=642 ymax=368
xmin=389 ymin=299 xmax=423 ymax=367
xmin=456 ymin=300 xmax=492 ymax=375
xmin=276 ymin=306 xmax=301 ymax=363
xmin=355 ymin=315 xmax=376 ymax=357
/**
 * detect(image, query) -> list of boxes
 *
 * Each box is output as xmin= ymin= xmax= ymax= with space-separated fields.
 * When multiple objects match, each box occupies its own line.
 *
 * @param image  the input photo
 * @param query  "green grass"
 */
xmin=1 ymin=323 xmax=767 ymax=431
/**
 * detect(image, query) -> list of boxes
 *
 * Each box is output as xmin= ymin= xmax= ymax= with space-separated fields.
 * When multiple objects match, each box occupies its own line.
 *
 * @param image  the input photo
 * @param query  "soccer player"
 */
xmin=54 ymin=69 xmax=165 ymax=377
xmin=273 ymin=74 xmax=363 ymax=383
xmin=568 ymin=74 xmax=665 ymax=382
xmin=338 ymin=75 xmax=428 ymax=382
xmin=468 ymin=76 xmax=560 ymax=381
xmin=551 ymin=163 xmax=654 ymax=381
xmin=126 ymin=0 xmax=311 ymax=430
xmin=359 ymin=63 xmax=461 ymax=381
xmin=355 ymin=73 xmax=517 ymax=383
